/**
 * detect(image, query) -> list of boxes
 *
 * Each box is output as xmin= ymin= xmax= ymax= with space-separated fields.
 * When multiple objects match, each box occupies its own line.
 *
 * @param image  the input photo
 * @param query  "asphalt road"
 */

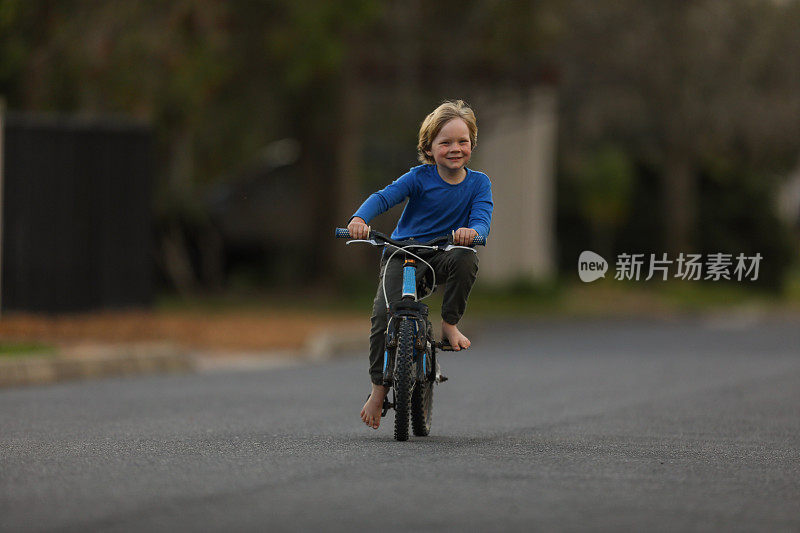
xmin=1 ymin=317 xmax=799 ymax=532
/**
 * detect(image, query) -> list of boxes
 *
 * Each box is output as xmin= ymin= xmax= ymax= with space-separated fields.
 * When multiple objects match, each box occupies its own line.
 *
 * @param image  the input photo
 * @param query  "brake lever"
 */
xmin=346 ymin=239 xmax=383 ymax=246
xmin=441 ymin=244 xmax=478 ymax=253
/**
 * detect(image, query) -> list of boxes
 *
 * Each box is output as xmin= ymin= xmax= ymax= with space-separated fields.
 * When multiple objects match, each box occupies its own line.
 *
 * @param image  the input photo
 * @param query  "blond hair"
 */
xmin=417 ymin=100 xmax=478 ymax=164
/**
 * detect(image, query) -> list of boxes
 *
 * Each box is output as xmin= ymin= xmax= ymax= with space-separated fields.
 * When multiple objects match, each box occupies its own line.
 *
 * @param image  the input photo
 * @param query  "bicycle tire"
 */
xmin=411 ymin=373 xmax=433 ymax=436
xmin=393 ymin=319 xmax=414 ymax=441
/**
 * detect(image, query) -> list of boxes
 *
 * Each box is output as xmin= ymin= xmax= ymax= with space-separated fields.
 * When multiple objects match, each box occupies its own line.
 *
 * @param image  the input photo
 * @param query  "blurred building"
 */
xmin=475 ymin=85 xmax=558 ymax=283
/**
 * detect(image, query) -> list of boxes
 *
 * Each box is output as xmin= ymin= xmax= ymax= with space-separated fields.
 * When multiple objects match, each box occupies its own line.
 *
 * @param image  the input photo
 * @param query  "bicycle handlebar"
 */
xmin=334 ymin=227 xmax=356 ymax=239
xmin=334 ymin=228 xmax=485 ymax=247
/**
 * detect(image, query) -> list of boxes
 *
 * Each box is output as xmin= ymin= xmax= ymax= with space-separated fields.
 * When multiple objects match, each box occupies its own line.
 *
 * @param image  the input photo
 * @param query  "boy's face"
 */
xmin=426 ymin=118 xmax=472 ymax=173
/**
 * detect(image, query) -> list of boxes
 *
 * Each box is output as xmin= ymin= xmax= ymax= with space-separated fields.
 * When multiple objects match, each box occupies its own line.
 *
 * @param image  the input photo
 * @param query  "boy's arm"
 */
xmin=467 ymin=178 xmax=494 ymax=239
xmin=351 ymin=171 xmax=417 ymax=224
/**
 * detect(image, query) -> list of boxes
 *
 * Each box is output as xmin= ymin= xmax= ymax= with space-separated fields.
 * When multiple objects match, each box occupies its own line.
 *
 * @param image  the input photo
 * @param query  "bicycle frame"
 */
xmin=335 ymin=228 xmax=482 ymax=369
xmin=335 ymin=227 xmax=485 ymax=439
xmin=402 ymin=258 xmax=418 ymax=300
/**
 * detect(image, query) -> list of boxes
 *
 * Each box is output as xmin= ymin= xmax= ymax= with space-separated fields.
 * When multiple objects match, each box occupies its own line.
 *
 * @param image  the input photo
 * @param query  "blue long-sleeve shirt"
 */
xmin=352 ymin=164 xmax=493 ymax=242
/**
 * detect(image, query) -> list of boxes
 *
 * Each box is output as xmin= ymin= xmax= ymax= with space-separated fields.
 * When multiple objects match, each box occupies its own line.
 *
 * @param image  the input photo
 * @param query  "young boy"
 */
xmin=347 ymin=100 xmax=493 ymax=430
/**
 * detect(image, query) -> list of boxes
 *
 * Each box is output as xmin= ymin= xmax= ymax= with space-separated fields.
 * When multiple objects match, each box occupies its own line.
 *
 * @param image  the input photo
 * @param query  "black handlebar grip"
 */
xmin=472 ymin=234 xmax=486 ymax=246
xmin=334 ymin=228 xmax=351 ymax=238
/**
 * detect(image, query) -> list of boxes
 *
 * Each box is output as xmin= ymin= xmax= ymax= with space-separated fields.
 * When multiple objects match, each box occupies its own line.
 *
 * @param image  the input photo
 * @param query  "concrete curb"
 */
xmin=193 ymin=350 xmax=303 ymax=373
xmin=303 ymin=329 xmax=367 ymax=361
xmin=0 ymin=326 xmax=367 ymax=387
xmin=0 ymin=343 xmax=194 ymax=388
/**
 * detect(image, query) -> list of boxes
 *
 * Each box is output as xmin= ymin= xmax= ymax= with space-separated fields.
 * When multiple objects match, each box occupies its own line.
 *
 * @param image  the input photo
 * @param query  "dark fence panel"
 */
xmin=2 ymin=113 xmax=153 ymax=313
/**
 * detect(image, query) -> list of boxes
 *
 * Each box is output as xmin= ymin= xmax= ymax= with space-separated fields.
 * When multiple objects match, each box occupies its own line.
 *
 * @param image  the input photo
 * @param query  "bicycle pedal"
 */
xmin=437 ymin=341 xmax=468 ymax=352
xmin=381 ymin=397 xmax=394 ymax=417
xmin=435 ymin=373 xmax=448 ymax=383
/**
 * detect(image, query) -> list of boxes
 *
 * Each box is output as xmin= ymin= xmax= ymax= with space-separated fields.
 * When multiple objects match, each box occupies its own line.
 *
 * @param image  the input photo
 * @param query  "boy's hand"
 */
xmin=347 ymin=217 xmax=370 ymax=239
xmin=452 ymin=227 xmax=478 ymax=246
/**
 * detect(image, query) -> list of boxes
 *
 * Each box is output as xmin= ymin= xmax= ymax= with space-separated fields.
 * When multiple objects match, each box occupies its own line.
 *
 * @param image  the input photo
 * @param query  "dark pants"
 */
xmin=369 ymin=248 xmax=479 ymax=386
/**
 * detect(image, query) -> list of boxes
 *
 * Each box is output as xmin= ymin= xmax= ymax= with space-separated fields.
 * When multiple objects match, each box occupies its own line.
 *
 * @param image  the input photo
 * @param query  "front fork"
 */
xmin=382 ymin=315 xmax=434 ymax=384
xmin=382 ymin=258 xmax=436 ymax=386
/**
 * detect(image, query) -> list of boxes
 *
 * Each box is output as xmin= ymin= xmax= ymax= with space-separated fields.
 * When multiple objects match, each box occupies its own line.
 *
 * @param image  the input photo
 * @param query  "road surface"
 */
xmin=1 ymin=317 xmax=799 ymax=531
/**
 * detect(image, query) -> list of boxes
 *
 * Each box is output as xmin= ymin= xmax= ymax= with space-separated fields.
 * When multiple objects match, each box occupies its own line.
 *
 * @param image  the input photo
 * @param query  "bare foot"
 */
xmin=360 ymin=383 xmax=388 ymax=429
xmin=442 ymin=321 xmax=471 ymax=351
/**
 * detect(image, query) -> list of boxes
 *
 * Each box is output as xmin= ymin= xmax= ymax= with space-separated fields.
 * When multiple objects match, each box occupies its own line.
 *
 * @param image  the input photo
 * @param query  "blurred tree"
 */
xmin=263 ymin=0 xmax=380 ymax=278
xmin=2 ymin=0 xmax=798 ymax=291
xmin=0 ymin=0 xmax=381 ymax=291
xmin=554 ymin=0 xmax=800 ymax=256
xmin=571 ymin=146 xmax=634 ymax=259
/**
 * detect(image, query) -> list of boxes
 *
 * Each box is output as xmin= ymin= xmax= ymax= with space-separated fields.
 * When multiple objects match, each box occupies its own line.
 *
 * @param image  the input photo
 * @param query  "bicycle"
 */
xmin=335 ymin=227 xmax=485 ymax=441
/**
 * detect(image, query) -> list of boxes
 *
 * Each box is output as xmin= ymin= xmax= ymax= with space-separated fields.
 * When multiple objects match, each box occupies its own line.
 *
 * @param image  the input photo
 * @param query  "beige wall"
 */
xmin=474 ymin=86 xmax=558 ymax=283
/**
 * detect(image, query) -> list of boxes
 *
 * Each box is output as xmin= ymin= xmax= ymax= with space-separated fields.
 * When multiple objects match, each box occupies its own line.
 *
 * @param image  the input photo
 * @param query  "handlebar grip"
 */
xmin=334 ymin=228 xmax=351 ymax=239
xmin=471 ymin=234 xmax=486 ymax=246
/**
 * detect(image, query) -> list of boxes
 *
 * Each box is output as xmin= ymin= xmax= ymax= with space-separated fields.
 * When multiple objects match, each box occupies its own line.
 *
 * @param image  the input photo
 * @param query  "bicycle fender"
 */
xmin=389 ymin=300 xmax=429 ymax=318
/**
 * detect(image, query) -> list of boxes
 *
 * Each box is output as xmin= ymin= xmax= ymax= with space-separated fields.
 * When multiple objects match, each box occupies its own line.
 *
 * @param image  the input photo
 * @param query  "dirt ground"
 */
xmin=0 ymin=310 xmax=366 ymax=353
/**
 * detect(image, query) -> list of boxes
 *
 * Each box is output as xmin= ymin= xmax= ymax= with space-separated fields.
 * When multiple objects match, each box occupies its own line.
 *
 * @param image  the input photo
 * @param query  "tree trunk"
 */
xmin=331 ymin=52 xmax=367 ymax=276
xmin=661 ymin=150 xmax=696 ymax=254
xmin=161 ymin=223 xmax=197 ymax=295
xmin=161 ymin=126 xmax=200 ymax=293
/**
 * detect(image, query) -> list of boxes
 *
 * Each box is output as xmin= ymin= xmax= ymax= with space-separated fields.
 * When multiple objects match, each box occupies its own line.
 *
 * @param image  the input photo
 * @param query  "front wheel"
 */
xmin=393 ymin=319 xmax=415 ymax=441
xmin=411 ymin=375 xmax=433 ymax=436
